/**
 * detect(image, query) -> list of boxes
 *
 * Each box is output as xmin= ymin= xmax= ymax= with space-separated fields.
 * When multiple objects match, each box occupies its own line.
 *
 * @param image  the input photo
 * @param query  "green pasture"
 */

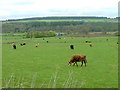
xmin=2 ymin=36 xmax=118 ymax=88
xmin=1 ymin=33 xmax=26 ymax=39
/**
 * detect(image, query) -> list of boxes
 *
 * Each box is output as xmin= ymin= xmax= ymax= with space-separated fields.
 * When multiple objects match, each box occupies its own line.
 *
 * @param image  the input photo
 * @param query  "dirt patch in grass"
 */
xmin=66 ymin=34 xmax=114 ymax=37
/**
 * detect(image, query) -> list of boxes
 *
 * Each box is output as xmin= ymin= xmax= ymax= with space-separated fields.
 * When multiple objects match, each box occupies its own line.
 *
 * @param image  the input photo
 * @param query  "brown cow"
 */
xmin=68 ymin=55 xmax=87 ymax=67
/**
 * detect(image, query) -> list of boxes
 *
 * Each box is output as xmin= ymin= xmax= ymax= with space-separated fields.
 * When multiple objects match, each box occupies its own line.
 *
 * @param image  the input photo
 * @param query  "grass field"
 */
xmin=2 ymin=36 xmax=118 ymax=88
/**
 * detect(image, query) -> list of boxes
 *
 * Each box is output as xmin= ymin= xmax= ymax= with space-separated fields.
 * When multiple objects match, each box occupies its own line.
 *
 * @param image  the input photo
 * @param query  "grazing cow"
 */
xmin=12 ymin=43 xmax=16 ymax=49
xmin=68 ymin=55 xmax=87 ymax=67
xmin=85 ymin=41 xmax=91 ymax=43
xmin=70 ymin=45 xmax=74 ymax=50
xmin=35 ymin=44 xmax=38 ymax=48
xmin=20 ymin=43 xmax=23 ymax=46
xmin=23 ymin=43 xmax=26 ymax=45
xmin=46 ymin=41 xmax=48 ymax=43
xmin=89 ymin=44 xmax=92 ymax=47
xmin=20 ymin=42 xmax=26 ymax=46
xmin=35 ymin=43 xmax=39 ymax=48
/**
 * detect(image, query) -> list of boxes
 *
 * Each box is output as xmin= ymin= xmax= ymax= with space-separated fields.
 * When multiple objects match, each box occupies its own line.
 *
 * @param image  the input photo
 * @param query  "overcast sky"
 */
xmin=0 ymin=0 xmax=119 ymax=20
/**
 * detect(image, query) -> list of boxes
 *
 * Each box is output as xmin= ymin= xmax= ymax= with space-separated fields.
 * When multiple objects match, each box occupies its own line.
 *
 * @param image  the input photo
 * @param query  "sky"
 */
xmin=0 ymin=0 xmax=119 ymax=20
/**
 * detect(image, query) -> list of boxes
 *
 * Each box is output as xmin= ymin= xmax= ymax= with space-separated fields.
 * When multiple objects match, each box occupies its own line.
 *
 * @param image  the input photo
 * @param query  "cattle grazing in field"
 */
xmin=89 ymin=44 xmax=92 ymax=47
xmin=12 ymin=43 xmax=17 ymax=49
xmin=20 ymin=43 xmax=23 ymax=46
xmin=70 ymin=45 xmax=74 ymax=50
xmin=35 ymin=44 xmax=38 ymax=48
xmin=20 ymin=42 xmax=26 ymax=46
xmin=23 ymin=43 xmax=26 ymax=45
xmin=46 ymin=41 xmax=49 ymax=43
xmin=117 ymin=42 xmax=119 ymax=44
xmin=35 ymin=43 xmax=39 ymax=48
xmin=85 ymin=41 xmax=91 ymax=43
xmin=68 ymin=55 xmax=87 ymax=67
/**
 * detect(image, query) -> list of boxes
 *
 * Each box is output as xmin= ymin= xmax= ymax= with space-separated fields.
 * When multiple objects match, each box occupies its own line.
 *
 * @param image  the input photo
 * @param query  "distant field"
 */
xmin=1 ymin=32 xmax=116 ymax=39
xmin=1 ymin=33 xmax=26 ymax=39
xmin=2 ymin=36 xmax=118 ymax=88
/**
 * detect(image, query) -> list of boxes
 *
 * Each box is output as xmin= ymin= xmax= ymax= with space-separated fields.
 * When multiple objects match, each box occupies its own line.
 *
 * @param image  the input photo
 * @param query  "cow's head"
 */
xmin=68 ymin=61 xmax=72 ymax=66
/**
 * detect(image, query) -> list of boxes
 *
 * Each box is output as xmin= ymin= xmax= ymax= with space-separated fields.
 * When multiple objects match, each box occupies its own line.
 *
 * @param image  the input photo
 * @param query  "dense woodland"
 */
xmin=6 ymin=16 xmax=109 ymax=21
xmin=2 ymin=16 xmax=118 ymax=37
xmin=2 ymin=21 xmax=117 ymax=33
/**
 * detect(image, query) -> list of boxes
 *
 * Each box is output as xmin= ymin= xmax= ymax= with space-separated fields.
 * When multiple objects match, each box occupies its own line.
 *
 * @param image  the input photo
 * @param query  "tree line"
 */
xmin=2 ymin=21 xmax=117 ymax=34
xmin=6 ymin=16 xmax=109 ymax=21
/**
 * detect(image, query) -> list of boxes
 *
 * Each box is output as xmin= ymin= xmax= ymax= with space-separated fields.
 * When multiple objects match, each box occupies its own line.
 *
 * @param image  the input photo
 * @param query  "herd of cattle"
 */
xmin=11 ymin=38 xmax=118 ymax=67
xmin=12 ymin=41 xmax=93 ymax=50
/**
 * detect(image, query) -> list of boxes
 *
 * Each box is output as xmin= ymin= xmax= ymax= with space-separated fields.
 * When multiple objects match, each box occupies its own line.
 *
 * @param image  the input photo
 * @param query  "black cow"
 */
xmin=23 ymin=43 xmax=26 ymax=45
xmin=70 ymin=45 xmax=74 ymax=50
xmin=20 ymin=43 xmax=23 ymax=46
xmin=20 ymin=43 xmax=26 ymax=46
xmin=86 ymin=41 xmax=91 ymax=43
xmin=13 ymin=44 xmax=16 ymax=49
xmin=89 ymin=44 xmax=92 ymax=47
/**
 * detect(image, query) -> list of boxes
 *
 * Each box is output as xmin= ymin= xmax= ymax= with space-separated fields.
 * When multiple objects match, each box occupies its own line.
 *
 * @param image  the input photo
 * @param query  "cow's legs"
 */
xmin=81 ymin=61 xmax=83 ymax=67
xmin=73 ymin=62 xmax=75 ymax=66
xmin=75 ymin=62 xmax=78 ymax=66
xmin=84 ymin=60 xmax=86 ymax=67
